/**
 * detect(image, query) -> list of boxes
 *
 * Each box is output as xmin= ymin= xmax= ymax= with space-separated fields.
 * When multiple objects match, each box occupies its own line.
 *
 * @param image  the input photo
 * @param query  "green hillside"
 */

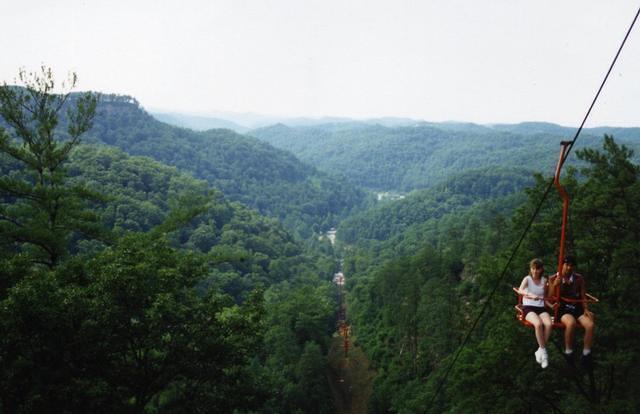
xmin=73 ymin=95 xmax=367 ymax=238
xmin=338 ymin=167 xmax=531 ymax=245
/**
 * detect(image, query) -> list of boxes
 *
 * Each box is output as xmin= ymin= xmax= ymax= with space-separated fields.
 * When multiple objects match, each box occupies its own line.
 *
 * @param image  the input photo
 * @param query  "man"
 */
xmin=550 ymin=256 xmax=595 ymax=369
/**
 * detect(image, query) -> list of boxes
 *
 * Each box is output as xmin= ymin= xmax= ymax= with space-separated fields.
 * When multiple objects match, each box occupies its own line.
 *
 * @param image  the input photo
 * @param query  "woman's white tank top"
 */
xmin=522 ymin=275 xmax=546 ymax=307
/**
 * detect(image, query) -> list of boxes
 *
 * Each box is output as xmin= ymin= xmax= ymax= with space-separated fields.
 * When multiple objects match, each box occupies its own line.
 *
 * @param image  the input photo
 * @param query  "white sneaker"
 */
xmin=535 ymin=349 xmax=543 ymax=364
xmin=541 ymin=350 xmax=549 ymax=369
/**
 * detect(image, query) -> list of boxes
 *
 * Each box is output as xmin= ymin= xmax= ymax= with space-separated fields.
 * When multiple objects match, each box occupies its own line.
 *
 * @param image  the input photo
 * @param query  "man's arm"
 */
xmin=581 ymin=275 xmax=594 ymax=318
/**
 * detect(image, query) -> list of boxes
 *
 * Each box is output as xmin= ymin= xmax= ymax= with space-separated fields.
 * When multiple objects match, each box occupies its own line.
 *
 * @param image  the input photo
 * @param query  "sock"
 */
xmin=583 ymin=348 xmax=591 ymax=356
xmin=565 ymin=349 xmax=573 ymax=355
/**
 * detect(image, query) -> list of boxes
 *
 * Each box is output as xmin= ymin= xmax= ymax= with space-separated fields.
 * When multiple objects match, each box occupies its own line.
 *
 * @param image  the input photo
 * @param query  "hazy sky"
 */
xmin=2 ymin=0 xmax=639 ymax=126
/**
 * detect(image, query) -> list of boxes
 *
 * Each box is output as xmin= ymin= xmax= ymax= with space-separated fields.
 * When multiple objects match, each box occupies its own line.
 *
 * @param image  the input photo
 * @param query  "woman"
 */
xmin=518 ymin=258 xmax=552 ymax=368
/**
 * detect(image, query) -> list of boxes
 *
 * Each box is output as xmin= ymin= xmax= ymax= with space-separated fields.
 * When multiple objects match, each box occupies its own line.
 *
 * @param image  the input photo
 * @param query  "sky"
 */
xmin=2 ymin=0 xmax=639 ymax=126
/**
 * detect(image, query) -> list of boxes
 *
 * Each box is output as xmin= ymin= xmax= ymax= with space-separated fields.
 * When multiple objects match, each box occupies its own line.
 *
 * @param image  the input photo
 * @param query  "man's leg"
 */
xmin=561 ymin=313 xmax=577 ymax=352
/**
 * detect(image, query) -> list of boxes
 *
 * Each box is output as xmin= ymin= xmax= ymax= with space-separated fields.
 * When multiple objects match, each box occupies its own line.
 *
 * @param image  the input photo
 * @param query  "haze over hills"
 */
xmin=149 ymin=109 xmax=468 ymax=132
xmin=149 ymin=109 xmax=356 ymax=132
xmin=150 ymin=109 xmax=640 ymax=136
xmin=152 ymin=112 xmax=250 ymax=133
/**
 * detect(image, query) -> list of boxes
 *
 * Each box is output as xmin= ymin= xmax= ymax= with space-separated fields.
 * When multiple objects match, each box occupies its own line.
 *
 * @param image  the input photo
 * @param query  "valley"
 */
xmin=2 ymin=83 xmax=640 ymax=413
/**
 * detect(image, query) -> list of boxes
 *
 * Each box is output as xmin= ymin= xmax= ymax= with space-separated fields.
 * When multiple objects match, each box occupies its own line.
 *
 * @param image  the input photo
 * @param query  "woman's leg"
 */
xmin=526 ymin=312 xmax=544 ymax=348
xmin=539 ymin=312 xmax=552 ymax=346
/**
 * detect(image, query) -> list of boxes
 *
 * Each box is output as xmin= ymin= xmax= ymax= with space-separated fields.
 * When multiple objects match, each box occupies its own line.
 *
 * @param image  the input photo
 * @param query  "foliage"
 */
xmin=0 ymin=234 xmax=269 ymax=413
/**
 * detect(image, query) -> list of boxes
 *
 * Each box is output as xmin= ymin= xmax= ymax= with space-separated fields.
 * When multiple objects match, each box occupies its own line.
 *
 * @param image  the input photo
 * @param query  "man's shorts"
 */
xmin=559 ymin=303 xmax=584 ymax=319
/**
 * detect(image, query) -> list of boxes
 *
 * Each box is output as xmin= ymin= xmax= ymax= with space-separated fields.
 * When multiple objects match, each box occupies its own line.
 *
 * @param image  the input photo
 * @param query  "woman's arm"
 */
xmin=517 ymin=277 xmax=528 ymax=297
xmin=518 ymin=277 xmax=540 ymax=300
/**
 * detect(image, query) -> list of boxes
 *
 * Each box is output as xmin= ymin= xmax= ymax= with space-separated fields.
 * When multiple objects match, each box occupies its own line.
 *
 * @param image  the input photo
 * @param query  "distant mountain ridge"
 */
xmin=152 ymin=112 xmax=250 ymax=133
xmin=150 ymin=110 xmax=356 ymax=132
xmin=150 ymin=108 xmax=640 ymax=136
xmin=248 ymin=121 xmax=640 ymax=192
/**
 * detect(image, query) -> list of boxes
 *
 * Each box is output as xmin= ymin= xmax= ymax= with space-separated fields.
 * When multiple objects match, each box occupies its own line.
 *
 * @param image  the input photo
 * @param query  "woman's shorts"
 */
xmin=523 ymin=306 xmax=549 ymax=317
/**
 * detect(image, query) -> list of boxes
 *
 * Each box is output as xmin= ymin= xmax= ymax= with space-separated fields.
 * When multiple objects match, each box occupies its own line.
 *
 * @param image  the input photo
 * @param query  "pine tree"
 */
xmin=0 ymin=66 xmax=99 ymax=268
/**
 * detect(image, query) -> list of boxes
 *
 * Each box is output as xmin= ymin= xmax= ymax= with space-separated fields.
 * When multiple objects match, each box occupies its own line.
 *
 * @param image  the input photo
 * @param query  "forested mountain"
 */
xmin=1 ymin=142 xmax=341 ymax=412
xmin=340 ymin=136 xmax=640 ymax=412
xmin=70 ymin=95 xmax=367 ymax=238
xmin=250 ymin=121 xmax=640 ymax=192
xmin=0 ymin=79 xmax=340 ymax=412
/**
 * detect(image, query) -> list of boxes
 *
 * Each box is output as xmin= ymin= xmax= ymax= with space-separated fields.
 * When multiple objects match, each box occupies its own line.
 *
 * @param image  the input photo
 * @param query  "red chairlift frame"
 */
xmin=514 ymin=141 xmax=598 ymax=329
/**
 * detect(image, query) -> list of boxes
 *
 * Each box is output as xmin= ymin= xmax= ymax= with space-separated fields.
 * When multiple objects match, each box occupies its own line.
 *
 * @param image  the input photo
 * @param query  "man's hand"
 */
xmin=583 ymin=309 xmax=595 ymax=320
